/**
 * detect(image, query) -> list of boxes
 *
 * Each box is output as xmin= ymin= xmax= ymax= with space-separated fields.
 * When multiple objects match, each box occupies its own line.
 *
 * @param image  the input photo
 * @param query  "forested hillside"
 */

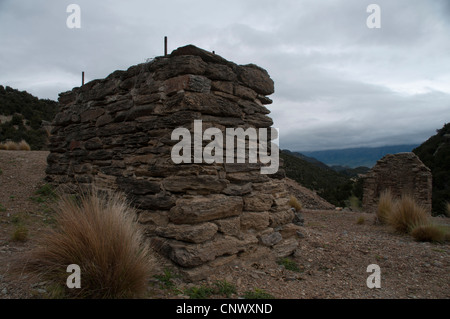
xmin=0 ymin=85 xmax=59 ymax=150
xmin=280 ymin=150 xmax=363 ymax=208
xmin=413 ymin=123 xmax=450 ymax=216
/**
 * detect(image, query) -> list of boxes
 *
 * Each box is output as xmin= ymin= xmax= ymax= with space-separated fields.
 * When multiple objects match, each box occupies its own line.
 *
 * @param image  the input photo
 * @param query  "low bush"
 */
xmin=277 ymin=257 xmax=301 ymax=272
xmin=242 ymin=288 xmax=275 ymax=299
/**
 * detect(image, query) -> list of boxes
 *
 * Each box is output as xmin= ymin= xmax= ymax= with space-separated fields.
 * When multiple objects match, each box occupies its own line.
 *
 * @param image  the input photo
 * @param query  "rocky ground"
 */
xmin=0 ymin=150 xmax=449 ymax=299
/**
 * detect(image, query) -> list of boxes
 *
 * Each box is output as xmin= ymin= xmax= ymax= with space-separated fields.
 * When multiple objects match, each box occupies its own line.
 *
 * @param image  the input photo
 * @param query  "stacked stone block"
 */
xmin=362 ymin=152 xmax=432 ymax=213
xmin=46 ymin=45 xmax=301 ymax=279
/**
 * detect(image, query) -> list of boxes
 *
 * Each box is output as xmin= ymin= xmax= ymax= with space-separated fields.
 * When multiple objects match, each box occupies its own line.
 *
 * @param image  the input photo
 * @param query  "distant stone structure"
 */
xmin=362 ymin=152 xmax=432 ymax=213
xmin=46 ymin=45 xmax=302 ymax=279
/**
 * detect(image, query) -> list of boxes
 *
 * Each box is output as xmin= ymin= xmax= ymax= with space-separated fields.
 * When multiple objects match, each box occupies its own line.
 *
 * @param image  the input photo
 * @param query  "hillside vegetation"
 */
xmin=280 ymin=150 xmax=363 ymax=208
xmin=413 ymin=123 xmax=450 ymax=216
xmin=0 ymin=85 xmax=59 ymax=150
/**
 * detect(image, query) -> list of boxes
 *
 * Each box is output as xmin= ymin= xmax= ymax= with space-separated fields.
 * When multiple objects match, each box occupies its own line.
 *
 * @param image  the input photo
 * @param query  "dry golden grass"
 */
xmin=288 ymin=196 xmax=302 ymax=211
xmin=388 ymin=194 xmax=429 ymax=234
xmin=411 ymin=224 xmax=447 ymax=243
xmin=18 ymin=140 xmax=31 ymax=151
xmin=0 ymin=140 xmax=30 ymax=151
xmin=20 ymin=189 xmax=155 ymax=299
xmin=4 ymin=141 xmax=18 ymax=150
xmin=377 ymin=189 xmax=394 ymax=224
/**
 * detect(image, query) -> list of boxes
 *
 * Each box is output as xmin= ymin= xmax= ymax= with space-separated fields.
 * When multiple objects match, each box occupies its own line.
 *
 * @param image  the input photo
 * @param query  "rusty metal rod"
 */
xmin=164 ymin=36 xmax=168 ymax=56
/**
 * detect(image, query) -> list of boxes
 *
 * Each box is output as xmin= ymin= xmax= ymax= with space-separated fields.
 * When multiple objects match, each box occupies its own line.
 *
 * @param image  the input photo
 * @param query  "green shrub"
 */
xmin=184 ymin=285 xmax=214 ymax=299
xmin=214 ymin=280 xmax=237 ymax=298
xmin=154 ymin=269 xmax=177 ymax=291
xmin=277 ymin=258 xmax=301 ymax=272
xmin=242 ymin=288 xmax=275 ymax=299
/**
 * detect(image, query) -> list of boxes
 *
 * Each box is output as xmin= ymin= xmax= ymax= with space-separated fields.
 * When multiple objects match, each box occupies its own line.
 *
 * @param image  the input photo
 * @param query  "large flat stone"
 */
xmin=169 ymin=194 xmax=243 ymax=224
xmin=155 ymin=222 xmax=218 ymax=244
xmin=162 ymin=175 xmax=228 ymax=194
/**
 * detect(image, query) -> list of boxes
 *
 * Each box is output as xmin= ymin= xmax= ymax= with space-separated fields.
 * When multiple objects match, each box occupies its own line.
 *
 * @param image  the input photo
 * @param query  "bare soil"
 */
xmin=0 ymin=150 xmax=449 ymax=299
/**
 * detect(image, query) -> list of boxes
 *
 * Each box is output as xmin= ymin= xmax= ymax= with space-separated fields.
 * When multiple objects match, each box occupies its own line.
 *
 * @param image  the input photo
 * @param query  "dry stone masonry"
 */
xmin=46 ymin=45 xmax=302 ymax=279
xmin=362 ymin=152 xmax=432 ymax=213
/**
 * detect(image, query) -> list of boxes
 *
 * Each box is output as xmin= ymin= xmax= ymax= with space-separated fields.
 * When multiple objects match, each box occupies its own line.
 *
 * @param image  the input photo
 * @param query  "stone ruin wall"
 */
xmin=362 ymin=152 xmax=432 ymax=213
xmin=46 ymin=45 xmax=302 ymax=279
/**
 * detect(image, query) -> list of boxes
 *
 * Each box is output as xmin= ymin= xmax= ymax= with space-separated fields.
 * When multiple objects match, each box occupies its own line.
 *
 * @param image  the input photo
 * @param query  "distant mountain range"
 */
xmin=282 ymin=150 xmax=370 ymax=177
xmin=300 ymin=144 xmax=420 ymax=168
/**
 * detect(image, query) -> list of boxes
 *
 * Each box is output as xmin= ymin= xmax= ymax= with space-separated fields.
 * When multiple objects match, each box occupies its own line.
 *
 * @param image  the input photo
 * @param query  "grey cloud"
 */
xmin=0 ymin=0 xmax=449 ymax=151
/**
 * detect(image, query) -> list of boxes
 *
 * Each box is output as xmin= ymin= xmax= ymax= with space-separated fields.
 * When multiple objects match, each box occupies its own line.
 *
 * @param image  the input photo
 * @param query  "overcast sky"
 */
xmin=0 ymin=0 xmax=449 ymax=151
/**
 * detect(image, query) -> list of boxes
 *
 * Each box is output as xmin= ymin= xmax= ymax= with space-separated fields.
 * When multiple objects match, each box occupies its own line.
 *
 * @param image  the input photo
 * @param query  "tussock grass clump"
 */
xmin=377 ymin=189 xmax=394 ymax=224
xmin=288 ymin=196 xmax=302 ymax=211
xmin=22 ymin=189 xmax=155 ymax=299
xmin=411 ymin=224 xmax=447 ymax=243
xmin=0 ymin=140 xmax=31 ymax=151
xmin=4 ymin=141 xmax=18 ymax=150
xmin=388 ymin=194 xmax=429 ymax=234
xmin=18 ymin=140 xmax=31 ymax=151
